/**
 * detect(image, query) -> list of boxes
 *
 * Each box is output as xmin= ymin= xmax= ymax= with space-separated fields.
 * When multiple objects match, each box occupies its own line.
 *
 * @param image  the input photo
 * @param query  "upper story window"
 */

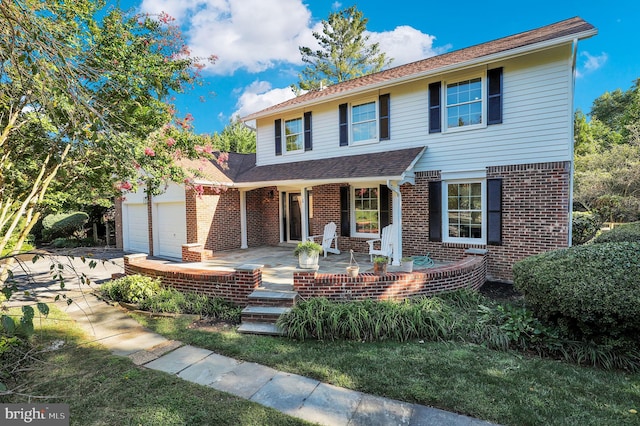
xmin=339 ymin=94 xmax=390 ymax=147
xmin=446 ymin=78 xmax=482 ymax=128
xmin=284 ymin=117 xmax=303 ymax=152
xmin=429 ymin=67 xmax=502 ymax=134
xmin=352 ymin=101 xmax=377 ymax=143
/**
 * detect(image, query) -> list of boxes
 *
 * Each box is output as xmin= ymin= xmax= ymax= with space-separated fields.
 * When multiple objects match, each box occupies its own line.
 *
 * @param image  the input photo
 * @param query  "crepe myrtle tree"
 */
xmin=0 ymin=1 xmax=222 ymax=277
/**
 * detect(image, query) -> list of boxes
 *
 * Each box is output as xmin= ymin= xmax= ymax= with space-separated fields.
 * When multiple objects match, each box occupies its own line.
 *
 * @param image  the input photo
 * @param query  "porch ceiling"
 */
xmin=233 ymin=146 xmax=426 ymax=187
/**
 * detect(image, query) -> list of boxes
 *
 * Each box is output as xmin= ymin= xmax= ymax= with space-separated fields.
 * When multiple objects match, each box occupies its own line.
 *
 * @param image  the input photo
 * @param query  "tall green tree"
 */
xmin=0 ymin=0 xmax=217 ymax=275
xmin=211 ymin=118 xmax=256 ymax=153
xmin=293 ymin=5 xmax=391 ymax=93
xmin=573 ymin=79 xmax=640 ymax=222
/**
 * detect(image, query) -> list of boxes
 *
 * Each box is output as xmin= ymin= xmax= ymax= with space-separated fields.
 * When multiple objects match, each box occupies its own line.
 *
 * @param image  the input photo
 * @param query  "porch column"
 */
xmin=301 ymin=187 xmax=310 ymax=241
xmin=240 ymin=190 xmax=248 ymax=249
xmin=389 ymin=181 xmax=402 ymax=266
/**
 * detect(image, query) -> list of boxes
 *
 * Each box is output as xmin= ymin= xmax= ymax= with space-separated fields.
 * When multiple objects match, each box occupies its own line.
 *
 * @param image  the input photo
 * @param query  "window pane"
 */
xmin=446 ymin=182 xmax=482 ymax=240
xmin=352 ymin=102 xmax=377 ymax=142
xmin=284 ymin=118 xmax=303 ymax=152
xmin=354 ymin=186 xmax=379 ymax=234
xmin=446 ymin=78 xmax=483 ymax=128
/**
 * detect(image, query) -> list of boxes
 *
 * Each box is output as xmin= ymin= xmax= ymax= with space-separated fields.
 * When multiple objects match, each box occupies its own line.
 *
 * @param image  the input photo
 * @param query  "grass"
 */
xmin=1 ymin=306 xmax=311 ymax=426
xmin=134 ymin=313 xmax=640 ymax=426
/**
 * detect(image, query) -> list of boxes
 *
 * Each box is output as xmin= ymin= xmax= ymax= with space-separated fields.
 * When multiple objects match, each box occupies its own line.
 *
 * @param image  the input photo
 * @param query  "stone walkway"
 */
xmin=58 ymin=292 xmax=496 ymax=426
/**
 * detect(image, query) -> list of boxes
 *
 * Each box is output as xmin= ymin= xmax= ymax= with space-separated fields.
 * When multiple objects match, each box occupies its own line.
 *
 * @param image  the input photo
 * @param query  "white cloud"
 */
xmin=141 ymin=0 xmax=316 ymax=75
xmin=581 ymin=51 xmax=608 ymax=72
xmin=233 ymin=81 xmax=297 ymax=118
xmin=368 ymin=26 xmax=446 ymax=67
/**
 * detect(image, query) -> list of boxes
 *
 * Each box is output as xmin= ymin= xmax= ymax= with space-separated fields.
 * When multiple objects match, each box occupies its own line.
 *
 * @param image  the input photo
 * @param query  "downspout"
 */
xmin=386 ymin=180 xmax=402 ymax=265
xmin=568 ymin=38 xmax=578 ymax=246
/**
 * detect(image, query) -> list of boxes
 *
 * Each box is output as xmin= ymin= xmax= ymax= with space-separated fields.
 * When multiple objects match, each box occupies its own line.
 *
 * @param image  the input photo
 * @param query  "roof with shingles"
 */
xmin=243 ymin=17 xmax=596 ymax=121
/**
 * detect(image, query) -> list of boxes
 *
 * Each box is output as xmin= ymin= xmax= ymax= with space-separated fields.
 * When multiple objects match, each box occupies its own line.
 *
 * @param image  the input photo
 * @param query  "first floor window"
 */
xmin=354 ymin=186 xmax=379 ymax=235
xmin=446 ymin=182 xmax=483 ymax=240
xmin=284 ymin=117 xmax=303 ymax=152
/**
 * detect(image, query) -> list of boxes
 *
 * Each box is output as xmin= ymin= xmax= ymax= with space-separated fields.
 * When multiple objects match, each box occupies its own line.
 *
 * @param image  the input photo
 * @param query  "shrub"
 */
xmin=100 ymin=275 xmax=162 ymax=304
xmin=513 ymin=242 xmax=640 ymax=338
xmin=571 ymin=211 xmax=601 ymax=245
xmin=41 ymin=212 xmax=89 ymax=241
xmin=591 ymin=221 xmax=640 ymax=244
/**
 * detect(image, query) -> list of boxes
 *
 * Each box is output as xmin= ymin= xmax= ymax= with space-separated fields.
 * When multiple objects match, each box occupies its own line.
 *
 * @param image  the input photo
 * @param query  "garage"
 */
xmin=154 ymin=202 xmax=187 ymax=259
xmin=122 ymin=203 xmax=149 ymax=253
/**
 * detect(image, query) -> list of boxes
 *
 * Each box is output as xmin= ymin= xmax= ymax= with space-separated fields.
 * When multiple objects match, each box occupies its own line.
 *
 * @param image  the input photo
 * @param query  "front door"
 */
xmin=288 ymin=193 xmax=302 ymax=241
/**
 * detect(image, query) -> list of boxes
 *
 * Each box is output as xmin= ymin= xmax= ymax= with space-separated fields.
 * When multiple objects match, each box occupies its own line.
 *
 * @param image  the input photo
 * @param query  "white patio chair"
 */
xmin=367 ymin=223 xmax=394 ymax=263
xmin=307 ymin=221 xmax=340 ymax=258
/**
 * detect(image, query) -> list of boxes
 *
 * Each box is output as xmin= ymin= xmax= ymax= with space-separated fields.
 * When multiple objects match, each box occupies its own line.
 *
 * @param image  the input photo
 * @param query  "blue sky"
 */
xmin=116 ymin=0 xmax=639 ymax=135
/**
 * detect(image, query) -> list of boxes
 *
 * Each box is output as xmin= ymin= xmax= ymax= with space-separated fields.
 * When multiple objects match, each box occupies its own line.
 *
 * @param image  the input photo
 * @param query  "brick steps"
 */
xmin=238 ymin=288 xmax=299 ymax=336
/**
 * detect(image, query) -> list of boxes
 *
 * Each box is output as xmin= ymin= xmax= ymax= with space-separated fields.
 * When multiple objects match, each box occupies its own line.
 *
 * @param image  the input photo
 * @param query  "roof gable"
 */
xmin=243 ymin=17 xmax=595 ymax=121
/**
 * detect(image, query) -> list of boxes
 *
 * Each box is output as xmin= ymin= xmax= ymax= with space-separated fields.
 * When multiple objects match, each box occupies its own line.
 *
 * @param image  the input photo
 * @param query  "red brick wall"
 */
xmin=246 ymin=187 xmax=280 ymax=246
xmin=114 ymin=197 xmax=123 ymax=249
xmin=186 ymin=187 xmax=243 ymax=252
xmin=293 ymin=254 xmax=486 ymax=301
xmin=401 ymin=163 xmax=570 ymax=282
xmin=124 ymin=254 xmax=261 ymax=305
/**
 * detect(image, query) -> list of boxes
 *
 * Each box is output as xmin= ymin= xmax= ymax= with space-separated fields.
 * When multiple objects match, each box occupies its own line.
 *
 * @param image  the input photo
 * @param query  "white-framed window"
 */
xmin=352 ymin=185 xmax=379 ymax=237
xmin=445 ymin=76 xmax=484 ymax=131
xmin=351 ymin=100 xmax=377 ymax=143
xmin=284 ymin=117 xmax=303 ymax=153
xmin=443 ymin=180 xmax=486 ymax=244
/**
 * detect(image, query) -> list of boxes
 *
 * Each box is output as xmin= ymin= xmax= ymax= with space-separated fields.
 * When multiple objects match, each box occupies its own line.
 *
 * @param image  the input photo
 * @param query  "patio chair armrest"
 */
xmin=307 ymin=234 xmax=322 ymax=242
xmin=366 ymin=238 xmax=381 ymax=250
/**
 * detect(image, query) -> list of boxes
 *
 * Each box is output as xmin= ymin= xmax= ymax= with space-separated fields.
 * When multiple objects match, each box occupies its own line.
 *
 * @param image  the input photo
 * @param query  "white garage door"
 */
xmin=124 ymin=204 xmax=149 ymax=253
xmin=156 ymin=202 xmax=186 ymax=259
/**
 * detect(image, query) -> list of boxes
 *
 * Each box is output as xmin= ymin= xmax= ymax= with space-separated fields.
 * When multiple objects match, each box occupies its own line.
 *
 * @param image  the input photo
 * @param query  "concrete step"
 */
xmin=247 ymin=289 xmax=299 ymax=307
xmin=237 ymin=322 xmax=285 ymax=336
xmin=241 ymin=306 xmax=291 ymax=323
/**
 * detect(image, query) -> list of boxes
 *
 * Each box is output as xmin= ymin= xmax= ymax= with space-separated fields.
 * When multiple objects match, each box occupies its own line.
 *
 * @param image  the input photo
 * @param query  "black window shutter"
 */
xmin=339 ymin=103 xmax=348 ymax=146
xmin=379 ymin=184 xmax=390 ymax=229
xmin=379 ymin=94 xmax=390 ymax=141
xmin=428 ymin=82 xmax=441 ymax=134
xmin=487 ymin=68 xmax=503 ymax=125
xmin=340 ymin=186 xmax=350 ymax=237
xmin=304 ymin=111 xmax=312 ymax=151
xmin=274 ymin=119 xmax=282 ymax=156
xmin=487 ymin=178 xmax=503 ymax=245
xmin=428 ymin=181 xmax=442 ymax=242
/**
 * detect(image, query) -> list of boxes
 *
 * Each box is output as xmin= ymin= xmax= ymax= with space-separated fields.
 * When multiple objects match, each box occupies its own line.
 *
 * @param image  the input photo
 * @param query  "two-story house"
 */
xmin=116 ymin=17 xmax=596 ymax=282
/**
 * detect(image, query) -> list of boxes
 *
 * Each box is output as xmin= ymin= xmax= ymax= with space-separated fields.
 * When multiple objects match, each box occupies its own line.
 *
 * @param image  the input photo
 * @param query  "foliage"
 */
xmin=211 ymin=117 xmax=256 ymax=153
xmin=100 ymin=276 xmax=241 ymax=322
xmin=0 ymin=0 xmax=218 ymax=280
xmin=373 ymin=256 xmax=388 ymax=264
xmin=571 ymin=211 xmax=602 ymax=245
xmin=293 ymin=240 xmax=323 ymax=256
xmin=100 ymin=275 xmax=162 ymax=304
xmin=592 ymin=221 xmax=640 ymax=244
xmin=51 ymin=237 xmax=97 ymax=248
xmin=293 ymin=5 xmax=391 ymax=93
xmin=573 ymin=80 xmax=640 ymax=221
xmin=41 ymin=211 xmax=89 ymax=241
xmin=513 ymin=242 xmax=640 ymax=339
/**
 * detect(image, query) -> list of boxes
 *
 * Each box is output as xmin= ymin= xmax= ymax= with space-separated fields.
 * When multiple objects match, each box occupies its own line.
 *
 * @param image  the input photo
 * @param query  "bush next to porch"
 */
xmin=513 ymin=242 xmax=640 ymax=340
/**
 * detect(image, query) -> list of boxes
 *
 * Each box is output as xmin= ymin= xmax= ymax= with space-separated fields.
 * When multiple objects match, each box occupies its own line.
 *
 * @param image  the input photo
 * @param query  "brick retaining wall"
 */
xmin=293 ymin=252 xmax=487 ymax=301
xmin=123 ymin=254 xmax=261 ymax=305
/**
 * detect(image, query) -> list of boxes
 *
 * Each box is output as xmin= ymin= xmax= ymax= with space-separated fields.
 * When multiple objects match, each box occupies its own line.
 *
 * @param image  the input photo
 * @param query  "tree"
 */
xmin=212 ymin=118 xmax=256 ymax=153
xmin=573 ymin=79 xmax=640 ymax=222
xmin=0 ymin=1 xmax=218 ymax=278
xmin=293 ymin=5 xmax=391 ymax=93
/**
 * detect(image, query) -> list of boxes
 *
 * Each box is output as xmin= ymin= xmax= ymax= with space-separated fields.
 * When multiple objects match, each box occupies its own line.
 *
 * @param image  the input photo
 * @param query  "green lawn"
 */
xmin=135 ymin=314 xmax=640 ymax=426
xmin=1 ymin=307 xmax=311 ymax=426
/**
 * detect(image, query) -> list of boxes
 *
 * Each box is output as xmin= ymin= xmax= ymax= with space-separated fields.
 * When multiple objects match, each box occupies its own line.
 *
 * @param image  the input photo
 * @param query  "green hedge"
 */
xmin=592 ymin=221 xmax=640 ymax=244
xmin=41 ymin=212 xmax=89 ymax=241
xmin=513 ymin=242 xmax=640 ymax=338
xmin=571 ymin=211 xmax=601 ymax=245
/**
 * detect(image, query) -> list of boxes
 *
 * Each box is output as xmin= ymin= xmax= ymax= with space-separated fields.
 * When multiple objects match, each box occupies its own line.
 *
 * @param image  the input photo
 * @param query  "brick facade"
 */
xmin=114 ymin=197 xmax=123 ymax=249
xmin=186 ymin=187 xmax=243 ymax=253
xmin=246 ymin=187 xmax=280 ymax=246
xmin=124 ymin=254 xmax=261 ymax=305
xmin=293 ymin=254 xmax=486 ymax=301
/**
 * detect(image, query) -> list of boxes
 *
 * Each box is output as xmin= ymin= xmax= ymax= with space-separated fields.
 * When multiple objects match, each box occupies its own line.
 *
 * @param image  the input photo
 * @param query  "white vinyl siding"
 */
xmin=254 ymin=44 xmax=573 ymax=173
